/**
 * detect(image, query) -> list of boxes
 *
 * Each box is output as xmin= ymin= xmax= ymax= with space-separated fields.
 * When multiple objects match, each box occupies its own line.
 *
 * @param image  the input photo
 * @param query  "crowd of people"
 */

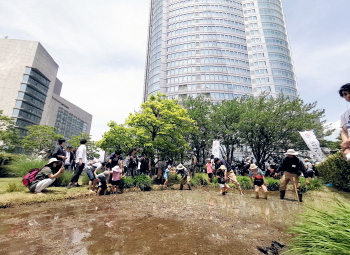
xmin=28 ymin=137 xmax=319 ymax=203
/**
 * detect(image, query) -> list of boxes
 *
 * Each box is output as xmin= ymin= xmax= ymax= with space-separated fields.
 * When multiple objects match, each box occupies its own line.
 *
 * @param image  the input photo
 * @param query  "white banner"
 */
xmin=212 ymin=140 xmax=220 ymax=159
xmin=299 ymin=130 xmax=326 ymax=162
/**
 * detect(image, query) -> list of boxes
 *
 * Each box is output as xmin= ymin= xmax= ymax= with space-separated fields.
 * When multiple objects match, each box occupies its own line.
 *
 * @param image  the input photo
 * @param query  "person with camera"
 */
xmin=29 ymin=158 xmax=65 ymax=193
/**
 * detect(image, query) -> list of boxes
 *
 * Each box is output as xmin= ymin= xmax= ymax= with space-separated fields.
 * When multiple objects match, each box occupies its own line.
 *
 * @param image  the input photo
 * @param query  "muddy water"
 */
xmin=0 ymin=189 xmax=302 ymax=255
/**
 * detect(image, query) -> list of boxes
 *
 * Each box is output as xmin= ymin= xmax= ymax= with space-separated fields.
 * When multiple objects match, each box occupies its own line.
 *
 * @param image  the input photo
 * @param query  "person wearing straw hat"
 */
xmin=275 ymin=149 xmax=310 ymax=202
xmin=28 ymin=158 xmax=65 ymax=193
xmin=176 ymin=164 xmax=191 ymax=190
xmin=217 ymin=165 xmax=229 ymax=195
xmin=249 ymin=164 xmax=267 ymax=199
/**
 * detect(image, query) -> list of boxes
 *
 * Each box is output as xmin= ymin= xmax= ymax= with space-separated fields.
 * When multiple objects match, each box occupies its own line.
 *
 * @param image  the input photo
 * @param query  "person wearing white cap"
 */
xmin=176 ymin=164 xmax=191 ymax=190
xmin=249 ymin=164 xmax=267 ymax=199
xmin=28 ymin=158 xmax=65 ymax=193
xmin=217 ymin=165 xmax=229 ymax=195
xmin=275 ymin=149 xmax=310 ymax=202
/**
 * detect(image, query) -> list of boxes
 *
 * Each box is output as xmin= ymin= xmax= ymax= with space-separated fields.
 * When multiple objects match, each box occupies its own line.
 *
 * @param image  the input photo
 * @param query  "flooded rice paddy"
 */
xmin=0 ymin=188 xmax=303 ymax=255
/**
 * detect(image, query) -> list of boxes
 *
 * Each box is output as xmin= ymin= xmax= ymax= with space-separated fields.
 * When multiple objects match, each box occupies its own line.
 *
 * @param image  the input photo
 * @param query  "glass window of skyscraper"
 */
xmin=143 ymin=0 xmax=298 ymax=102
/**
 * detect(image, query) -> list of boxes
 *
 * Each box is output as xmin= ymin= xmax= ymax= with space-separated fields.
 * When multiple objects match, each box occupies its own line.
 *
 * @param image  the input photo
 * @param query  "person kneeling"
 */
xmin=249 ymin=164 xmax=267 ymax=199
xmin=29 ymin=158 xmax=65 ymax=193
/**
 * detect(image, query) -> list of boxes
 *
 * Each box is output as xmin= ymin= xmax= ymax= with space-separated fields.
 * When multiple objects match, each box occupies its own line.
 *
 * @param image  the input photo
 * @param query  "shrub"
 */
xmin=299 ymin=177 xmax=324 ymax=192
xmin=265 ymin=177 xmax=280 ymax=191
xmin=134 ymin=175 xmax=152 ymax=191
xmin=208 ymin=176 xmax=219 ymax=188
xmin=237 ymin=176 xmax=253 ymax=190
xmin=119 ymin=177 xmax=135 ymax=190
xmin=286 ymin=201 xmax=350 ymax=255
xmin=168 ymin=172 xmax=181 ymax=185
xmin=0 ymin=153 xmax=16 ymax=177
xmin=7 ymin=156 xmax=47 ymax=177
xmin=81 ymin=174 xmax=90 ymax=185
xmin=56 ymin=171 xmax=74 ymax=187
xmin=6 ymin=182 xmax=26 ymax=192
xmin=317 ymin=151 xmax=350 ymax=191
xmin=190 ymin=173 xmax=208 ymax=186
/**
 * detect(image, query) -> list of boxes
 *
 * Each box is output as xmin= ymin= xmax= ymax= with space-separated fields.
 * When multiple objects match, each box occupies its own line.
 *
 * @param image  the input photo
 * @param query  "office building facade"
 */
xmin=0 ymin=38 xmax=92 ymax=139
xmin=143 ymin=0 xmax=298 ymax=101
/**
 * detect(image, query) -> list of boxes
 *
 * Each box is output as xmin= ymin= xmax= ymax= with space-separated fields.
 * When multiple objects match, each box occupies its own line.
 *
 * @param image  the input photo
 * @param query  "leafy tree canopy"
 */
xmin=0 ymin=110 xmax=20 ymax=152
xmin=125 ymin=93 xmax=197 ymax=160
xmin=22 ymin=125 xmax=62 ymax=155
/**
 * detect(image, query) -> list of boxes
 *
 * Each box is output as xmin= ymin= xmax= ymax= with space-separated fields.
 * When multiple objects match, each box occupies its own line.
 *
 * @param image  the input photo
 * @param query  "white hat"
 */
xmin=48 ymin=158 xmax=59 ymax=165
xmin=39 ymin=150 xmax=46 ymax=154
xmin=176 ymin=164 xmax=185 ymax=170
xmin=285 ymin=149 xmax=299 ymax=156
xmin=250 ymin=163 xmax=258 ymax=170
xmin=219 ymin=165 xmax=227 ymax=170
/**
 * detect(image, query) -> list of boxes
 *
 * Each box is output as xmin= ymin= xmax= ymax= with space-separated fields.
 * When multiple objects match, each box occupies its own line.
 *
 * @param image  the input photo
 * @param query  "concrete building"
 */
xmin=143 ymin=0 xmax=298 ymax=102
xmin=0 ymin=38 xmax=92 ymax=139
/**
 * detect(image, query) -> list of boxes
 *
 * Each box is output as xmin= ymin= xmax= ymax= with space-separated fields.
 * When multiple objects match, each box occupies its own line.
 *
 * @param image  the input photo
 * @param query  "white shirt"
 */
xmin=65 ymin=151 xmax=71 ymax=165
xmin=340 ymin=109 xmax=350 ymax=128
xmin=76 ymin=145 xmax=87 ymax=164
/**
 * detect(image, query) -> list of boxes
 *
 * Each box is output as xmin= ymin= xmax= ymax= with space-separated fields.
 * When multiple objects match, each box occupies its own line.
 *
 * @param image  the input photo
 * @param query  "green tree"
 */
xmin=68 ymin=133 xmax=99 ymax=160
xmin=211 ymin=99 xmax=243 ymax=164
xmin=237 ymin=95 xmax=327 ymax=165
xmin=0 ymin=110 xmax=20 ymax=152
xmin=126 ymin=93 xmax=196 ymax=161
xmin=98 ymin=122 xmax=137 ymax=155
xmin=182 ymin=95 xmax=213 ymax=164
xmin=22 ymin=125 xmax=62 ymax=155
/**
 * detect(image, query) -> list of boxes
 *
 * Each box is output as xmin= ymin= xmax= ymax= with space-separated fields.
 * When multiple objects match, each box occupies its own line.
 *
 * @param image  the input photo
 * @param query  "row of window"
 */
xmin=258 ymin=2 xmax=282 ymax=12
xmin=166 ymin=65 xmax=250 ymax=75
xmin=55 ymin=107 xmax=87 ymax=140
xmin=148 ymin=82 xmax=160 ymax=94
xmin=198 ymin=25 xmax=245 ymax=35
xmin=20 ymin=84 xmax=46 ymax=102
xmin=167 ymin=57 xmax=250 ymax=67
xmin=271 ymin=69 xmax=294 ymax=79
xmin=15 ymin=118 xmax=35 ymax=129
xmin=198 ymin=18 xmax=244 ymax=28
xmin=275 ymin=86 xmax=297 ymax=96
xmin=24 ymin=67 xmax=50 ymax=87
xmin=14 ymin=100 xmax=43 ymax=117
xmin=23 ymin=75 xmax=49 ymax=94
xmin=255 ymin=86 xmax=271 ymax=93
xmin=263 ymin=29 xmax=287 ymax=40
xmin=17 ymin=92 xmax=45 ymax=109
xmin=273 ymin=77 xmax=296 ymax=87
xmin=167 ymin=74 xmax=251 ymax=84
xmin=266 ymin=44 xmax=290 ymax=55
xmin=168 ymin=18 xmax=245 ymax=30
xmin=167 ymin=34 xmax=246 ymax=45
xmin=259 ymin=8 xmax=283 ymax=20
xmin=199 ymin=33 xmax=247 ymax=45
xmin=12 ymin=109 xmax=41 ymax=124
xmin=268 ymin=52 xmax=291 ymax=62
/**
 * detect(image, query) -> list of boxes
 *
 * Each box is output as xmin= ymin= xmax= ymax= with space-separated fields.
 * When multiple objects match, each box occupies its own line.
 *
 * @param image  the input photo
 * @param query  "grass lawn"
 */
xmin=0 ymin=177 xmax=90 ymax=208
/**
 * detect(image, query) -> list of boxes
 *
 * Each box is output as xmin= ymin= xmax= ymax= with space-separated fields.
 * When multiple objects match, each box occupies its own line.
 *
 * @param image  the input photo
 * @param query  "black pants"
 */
xmin=71 ymin=163 xmax=85 ymax=183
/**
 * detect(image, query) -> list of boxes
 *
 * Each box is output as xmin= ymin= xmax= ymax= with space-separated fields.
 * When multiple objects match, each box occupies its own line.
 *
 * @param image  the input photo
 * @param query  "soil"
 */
xmin=0 ymin=188 xmax=302 ymax=255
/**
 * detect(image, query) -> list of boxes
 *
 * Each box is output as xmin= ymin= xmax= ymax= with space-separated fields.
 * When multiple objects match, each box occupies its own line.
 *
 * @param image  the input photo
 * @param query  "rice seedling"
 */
xmin=285 ymin=201 xmax=350 ymax=255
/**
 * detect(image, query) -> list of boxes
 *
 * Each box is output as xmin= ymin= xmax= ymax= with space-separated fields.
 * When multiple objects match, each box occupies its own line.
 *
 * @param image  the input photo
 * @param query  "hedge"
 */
xmin=317 ymin=152 xmax=350 ymax=191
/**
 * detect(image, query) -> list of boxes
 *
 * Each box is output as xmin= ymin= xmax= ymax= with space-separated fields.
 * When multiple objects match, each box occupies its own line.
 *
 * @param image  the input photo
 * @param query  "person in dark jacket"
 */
xmin=275 ymin=149 xmax=310 ymax=202
xmin=52 ymin=138 xmax=66 ymax=162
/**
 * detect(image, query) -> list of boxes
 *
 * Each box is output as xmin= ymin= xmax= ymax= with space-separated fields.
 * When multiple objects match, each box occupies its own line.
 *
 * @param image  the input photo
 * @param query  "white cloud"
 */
xmin=324 ymin=120 xmax=341 ymax=141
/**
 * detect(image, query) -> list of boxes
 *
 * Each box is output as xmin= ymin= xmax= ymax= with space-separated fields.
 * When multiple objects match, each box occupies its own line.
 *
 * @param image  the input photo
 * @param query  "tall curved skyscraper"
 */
xmin=143 ymin=0 xmax=298 ymax=102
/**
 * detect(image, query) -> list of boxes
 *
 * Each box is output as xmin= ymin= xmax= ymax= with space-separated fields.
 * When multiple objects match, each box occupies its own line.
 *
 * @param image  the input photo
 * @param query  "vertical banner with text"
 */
xmin=212 ymin=140 xmax=220 ymax=159
xmin=299 ymin=130 xmax=326 ymax=162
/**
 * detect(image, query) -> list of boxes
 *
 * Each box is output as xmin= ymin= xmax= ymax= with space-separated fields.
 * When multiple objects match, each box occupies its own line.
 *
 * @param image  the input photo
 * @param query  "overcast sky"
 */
xmin=0 ymin=0 xmax=348 ymax=141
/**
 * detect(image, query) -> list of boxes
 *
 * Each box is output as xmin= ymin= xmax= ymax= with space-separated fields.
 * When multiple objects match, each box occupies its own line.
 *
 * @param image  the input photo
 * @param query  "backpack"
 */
xmin=22 ymin=167 xmax=44 ymax=186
